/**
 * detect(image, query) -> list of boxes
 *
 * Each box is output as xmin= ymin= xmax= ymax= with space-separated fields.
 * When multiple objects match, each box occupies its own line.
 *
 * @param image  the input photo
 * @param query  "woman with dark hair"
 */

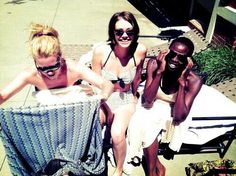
xmin=92 ymin=11 xmax=147 ymax=176
xmin=128 ymin=37 xmax=203 ymax=176
xmin=107 ymin=11 xmax=140 ymax=51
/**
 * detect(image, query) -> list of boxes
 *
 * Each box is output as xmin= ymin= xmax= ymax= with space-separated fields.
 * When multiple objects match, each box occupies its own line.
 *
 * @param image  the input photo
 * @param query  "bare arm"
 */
xmin=0 ymin=70 xmax=31 ymax=105
xmin=173 ymin=62 xmax=203 ymax=124
xmin=132 ymin=45 xmax=147 ymax=97
xmin=91 ymin=47 xmax=103 ymax=75
xmin=77 ymin=61 xmax=113 ymax=101
xmin=132 ymin=58 xmax=144 ymax=97
xmin=142 ymin=51 xmax=167 ymax=108
xmin=88 ymin=47 xmax=113 ymax=101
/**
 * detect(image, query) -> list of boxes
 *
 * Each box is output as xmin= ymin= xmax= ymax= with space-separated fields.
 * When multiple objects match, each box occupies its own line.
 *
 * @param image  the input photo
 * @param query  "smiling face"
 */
xmin=165 ymin=41 xmax=189 ymax=72
xmin=107 ymin=11 xmax=139 ymax=49
xmin=114 ymin=18 xmax=134 ymax=48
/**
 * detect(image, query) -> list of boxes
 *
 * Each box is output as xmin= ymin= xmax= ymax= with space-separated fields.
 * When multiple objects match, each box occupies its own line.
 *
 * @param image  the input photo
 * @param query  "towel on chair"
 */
xmin=0 ymin=98 xmax=105 ymax=175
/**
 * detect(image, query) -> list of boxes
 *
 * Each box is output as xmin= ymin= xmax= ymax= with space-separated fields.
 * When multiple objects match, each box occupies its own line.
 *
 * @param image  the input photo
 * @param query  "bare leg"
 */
xmin=112 ymin=136 xmax=126 ymax=176
xmin=100 ymin=101 xmax=114 ymax=128
xmin=143 ymin=138 xmax=165 ymax=176
xmin=111 ymin=105 xmax=135 ymax=176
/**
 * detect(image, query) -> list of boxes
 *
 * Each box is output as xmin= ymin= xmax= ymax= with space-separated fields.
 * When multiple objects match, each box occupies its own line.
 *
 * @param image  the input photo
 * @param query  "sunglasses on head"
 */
xmin=35 ymin=57 xmax=61 ymax=74
xmin=114 ymin=29 xmax=134 ymax=37
xmin=166 ymin=50 xmax=188 ymax=63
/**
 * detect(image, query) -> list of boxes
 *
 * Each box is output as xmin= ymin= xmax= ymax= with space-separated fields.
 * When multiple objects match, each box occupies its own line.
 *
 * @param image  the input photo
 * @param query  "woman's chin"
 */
xmin=118 ymin=41 xmax=131 ymax=48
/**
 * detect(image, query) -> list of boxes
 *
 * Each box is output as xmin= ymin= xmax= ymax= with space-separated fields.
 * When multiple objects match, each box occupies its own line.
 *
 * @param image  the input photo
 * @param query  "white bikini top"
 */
xmin=101 ymin=50 xmax=136 ymax=85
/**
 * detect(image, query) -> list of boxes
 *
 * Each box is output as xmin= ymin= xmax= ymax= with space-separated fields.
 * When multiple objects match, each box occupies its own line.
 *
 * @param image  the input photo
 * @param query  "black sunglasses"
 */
xmin=166 ymin=50 xmax=187 ymax=63
xmin=35 ymin=57 xmax=61 ymax=74
xmin=114 ymin=29 xmax=135 ymax=37
xmin=32 ymin=32 xmax=54 ymax=39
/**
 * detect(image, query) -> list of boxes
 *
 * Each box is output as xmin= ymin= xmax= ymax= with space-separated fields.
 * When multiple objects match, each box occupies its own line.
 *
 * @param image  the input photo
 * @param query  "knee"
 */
xmin=111 ymin=127 xmax=126 ymax=144
xmin=100 ymin=102 xmax=114 ymax=127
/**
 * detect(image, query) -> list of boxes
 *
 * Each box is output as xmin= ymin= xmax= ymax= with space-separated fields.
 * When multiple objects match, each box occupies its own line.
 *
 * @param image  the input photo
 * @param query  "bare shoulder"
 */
xmin=137 ymin=43 xmax=147 ymax=53
xmin=15 ymin=66 xmax=39 ymax=84
xmin=66 ymin=59 xmax=91 ymax=74
xmin=92 ymin=43 xmax=111 ymax=67
xmin=93 ymin=43 xmax=110 ymax=56
xmin=21 ymin=66 xmax=38 ymax=79
xmin=134 ymin=43 xmax=147 ymax=64
xmin=135 ymin=43 xmax=147 ymax=58
xmin=66 ymin=59 xmax=83 ymax=70
xmin=188 ymin=70 xmax=203 ymax=84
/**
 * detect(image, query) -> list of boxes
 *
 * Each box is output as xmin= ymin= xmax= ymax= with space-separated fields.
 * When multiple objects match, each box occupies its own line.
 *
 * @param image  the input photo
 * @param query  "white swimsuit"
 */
xmin=101 ymin=50 xmax=137 ymax=111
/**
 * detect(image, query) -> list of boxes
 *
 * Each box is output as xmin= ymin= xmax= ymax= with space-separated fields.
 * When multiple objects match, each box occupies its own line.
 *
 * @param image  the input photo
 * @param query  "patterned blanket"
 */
xmin=0 ymin=98 xmax=105 ymax=175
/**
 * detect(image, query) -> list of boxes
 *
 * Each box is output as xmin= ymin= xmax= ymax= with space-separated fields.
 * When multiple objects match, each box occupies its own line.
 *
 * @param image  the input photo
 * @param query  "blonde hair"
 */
xmin=29 ymin=23 xmax=61 ymax=60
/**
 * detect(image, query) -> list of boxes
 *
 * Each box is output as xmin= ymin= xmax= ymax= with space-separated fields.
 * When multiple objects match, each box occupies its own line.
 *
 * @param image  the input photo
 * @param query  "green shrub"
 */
xmin=193 ymin=46 xmax=236 ymax=85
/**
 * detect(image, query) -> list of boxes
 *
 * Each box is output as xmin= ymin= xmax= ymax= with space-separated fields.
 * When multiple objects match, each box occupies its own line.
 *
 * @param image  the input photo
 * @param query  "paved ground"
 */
xmin=0 ymin=0 xmax=235 ymax=176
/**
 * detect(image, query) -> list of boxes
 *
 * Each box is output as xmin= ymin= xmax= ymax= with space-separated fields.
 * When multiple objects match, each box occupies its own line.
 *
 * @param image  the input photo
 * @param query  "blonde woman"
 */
xmin=0 ymin=23 xmax=113 ymax=108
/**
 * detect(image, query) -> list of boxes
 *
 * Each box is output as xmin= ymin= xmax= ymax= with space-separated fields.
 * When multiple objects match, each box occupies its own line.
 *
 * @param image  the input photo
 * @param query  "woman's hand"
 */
xmin=80 ymin=84 xmax=95 ymax=96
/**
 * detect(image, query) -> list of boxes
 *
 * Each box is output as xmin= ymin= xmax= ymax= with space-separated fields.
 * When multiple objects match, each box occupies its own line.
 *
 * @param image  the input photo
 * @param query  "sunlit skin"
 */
xmin=140 ymin=38 xmax=203 ymax=176
xmin=35 ymin=55 xmax=62 ymax=79
xmin=0 ymin=23 xmax=114 ymax=176
xmin=165 ymin=42 xmax=189 ymax=71
xmin=114 ymin=18 xmax=134 ymax=49
xmin=111 ymin=19 xmax=136 ymax=176
xmin=0 ymin=54 xmax=114 ymax=105
xmin=92 ymin=12 xmax=147 ymax=176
